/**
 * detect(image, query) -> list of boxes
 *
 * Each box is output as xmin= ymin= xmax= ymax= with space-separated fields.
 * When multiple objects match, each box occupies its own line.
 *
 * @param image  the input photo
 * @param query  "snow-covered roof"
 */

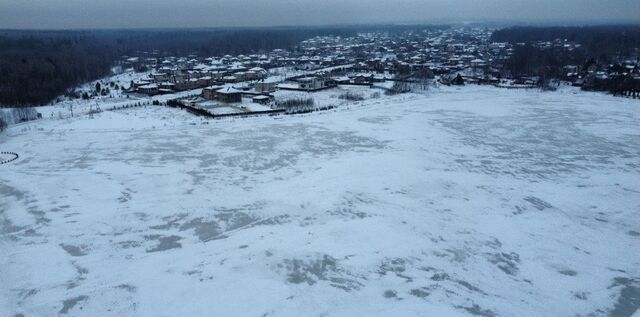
xmin=216 ymin=87 xmax=242 ymax=94
xmin=204 ymin=85 xmax=224 ymax=91
xmin=277 ymin=83 xmax=300 ymax=89
xmin=261 ymin=77 xmax=282 ymax=83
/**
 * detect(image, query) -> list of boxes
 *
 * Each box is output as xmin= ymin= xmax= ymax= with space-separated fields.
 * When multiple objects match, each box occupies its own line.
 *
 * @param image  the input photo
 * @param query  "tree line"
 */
xmin=492 ymin=25 xmax=640 ymax=79
xmin=492 ymin=25 xmax=640 ymax=58
xmin=0 ymin=107 xmax=39 ymax=130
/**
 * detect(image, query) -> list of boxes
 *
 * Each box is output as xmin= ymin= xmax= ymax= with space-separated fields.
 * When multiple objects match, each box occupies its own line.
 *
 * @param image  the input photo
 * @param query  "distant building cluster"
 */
xmin=119 ymin=26 xmax=639 ymax=101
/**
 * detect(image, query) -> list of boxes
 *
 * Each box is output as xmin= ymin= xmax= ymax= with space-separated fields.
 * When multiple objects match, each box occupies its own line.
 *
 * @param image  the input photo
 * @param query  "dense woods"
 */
xmin=0 ymin=27 xmax=358 ymax=107
xmin=492 ymin=26 xmax=640 ymax=78
xmin=506 ymin=44 xmax=587 ymax=78
xmin=0 ymin=33 xmax=113 ymax=107
xmin=492 ymin=26 xmax=640 ymax=57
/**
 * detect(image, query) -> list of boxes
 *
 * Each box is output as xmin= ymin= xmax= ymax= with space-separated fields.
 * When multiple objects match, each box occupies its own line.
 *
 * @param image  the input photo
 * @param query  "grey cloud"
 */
xmin=0 ymin=0 xmax=638 ymax=29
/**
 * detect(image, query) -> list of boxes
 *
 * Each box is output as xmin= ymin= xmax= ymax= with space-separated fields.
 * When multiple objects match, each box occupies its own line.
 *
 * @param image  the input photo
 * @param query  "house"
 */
xmin=297 ymin=77 xmax=336 ymax=91
xmin=137 ymin=84 xmax=159 ymax=95
xmin=246 ymin=67 xmax=268 ymax=80
xmin=232 ymin=82 xmax=252 ymax=91
xmin=216 ymin=87 xmax=242 ymax=103
xmin=198 ymin=76 xmax=213 ymax=87
xmin=234 ymin=72 xmax=247 ymax=81
xmin=563 ymin=65 xmax=579 ymax=77
xmin=252 ymin=95 xmax=273 ymax=104
xmin=332 ymin=76 xmax=351 ymax=84
xmin=202 ymin=85 xmax=225 ymax=100
xmin=173 ymin=81 xmax=188 ymax=91
xmin=159 ymin=82 xmax=176 ymax=93
xmin=440 ymin=73 xmax=465 ymax=86
xmin=277 ymin=77 xmax=336 ymax=91
xmin=352 ymin=73 xmax=374 ymax=84
xmin=470 ymin=59 xmax=486 ymax=68
xmin=222 ymin=75 xmax=238 ymax=83
xmin=185 ymin=78 xmax=201 ymax=90
xmin=277 ymin=83 xmax=302 ymax=90
xmin=131 ymin=80 xmax=152 ymax=91
xmin=150 ymin=72 xmax=170 ymax=82
xmin=254 ymin=77 xmax=281 ymax=93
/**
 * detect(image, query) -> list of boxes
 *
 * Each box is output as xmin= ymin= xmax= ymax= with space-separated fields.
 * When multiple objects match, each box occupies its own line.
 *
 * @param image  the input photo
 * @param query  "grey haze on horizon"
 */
xmin=1 ymin=0 xmax=639 ymax=29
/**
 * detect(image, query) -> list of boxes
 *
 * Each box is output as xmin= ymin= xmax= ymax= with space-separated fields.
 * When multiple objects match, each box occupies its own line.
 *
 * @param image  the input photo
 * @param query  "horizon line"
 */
xmin=1 ymin=19 xmax=640 ymax=32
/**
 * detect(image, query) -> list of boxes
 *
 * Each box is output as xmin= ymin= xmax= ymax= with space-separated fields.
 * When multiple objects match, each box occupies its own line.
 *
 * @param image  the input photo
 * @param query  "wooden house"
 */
xmin=202 ymin=85 xmax=225 ymax=100
xmin=137 ymin=84 xmax=159 ymax=95
xmin=216 ymin=87 xmax=242 ymax=103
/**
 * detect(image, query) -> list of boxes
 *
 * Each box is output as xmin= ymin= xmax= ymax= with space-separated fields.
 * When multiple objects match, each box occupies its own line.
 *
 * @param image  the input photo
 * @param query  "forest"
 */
xmin=0 ymin=27 xmax=359 ymax=107
xmin=492 ymin=25 xmax=640 ymax=78
xmin=491 ymin=25 xmax=640 ymax=57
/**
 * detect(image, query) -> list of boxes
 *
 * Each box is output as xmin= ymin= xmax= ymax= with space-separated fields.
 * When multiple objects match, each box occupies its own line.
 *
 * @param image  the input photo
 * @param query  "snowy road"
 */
xmin=1 ymin=86 xmax=639 ymax=316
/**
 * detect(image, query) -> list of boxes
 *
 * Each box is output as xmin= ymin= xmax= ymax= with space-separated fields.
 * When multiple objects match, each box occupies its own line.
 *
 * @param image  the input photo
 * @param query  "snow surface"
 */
xmin=1 ymin=86 xmax=639 ymax=317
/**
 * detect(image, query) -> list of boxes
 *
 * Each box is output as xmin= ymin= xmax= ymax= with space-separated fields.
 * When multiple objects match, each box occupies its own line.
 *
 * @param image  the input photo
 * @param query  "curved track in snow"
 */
xmin=0 ymin=151 xmax=19 ymax=164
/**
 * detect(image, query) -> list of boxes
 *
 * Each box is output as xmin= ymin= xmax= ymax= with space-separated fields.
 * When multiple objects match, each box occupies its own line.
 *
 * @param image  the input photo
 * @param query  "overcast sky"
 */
xmin=1 ymin=0 xmax=638 ymax=29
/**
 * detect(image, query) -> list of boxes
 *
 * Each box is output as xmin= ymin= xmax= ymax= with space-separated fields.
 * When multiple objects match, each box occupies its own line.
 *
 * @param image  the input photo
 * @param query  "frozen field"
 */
xmin=1 ymin=86 xmax=639 ymax=317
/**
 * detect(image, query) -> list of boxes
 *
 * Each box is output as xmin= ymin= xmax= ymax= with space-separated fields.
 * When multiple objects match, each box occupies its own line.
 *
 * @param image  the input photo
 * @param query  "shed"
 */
xmin=252 ymin=95 xmax=272 ymax=104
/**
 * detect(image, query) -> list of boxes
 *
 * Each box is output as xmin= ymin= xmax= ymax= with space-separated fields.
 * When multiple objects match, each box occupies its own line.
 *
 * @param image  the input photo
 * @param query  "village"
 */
xmin=3 ymin=26 xmax=636 ymax=129
xmin=114 ymin=26 xmax=639 ymax=118
xmin=114 ymin=27 xmax=491 ymax=116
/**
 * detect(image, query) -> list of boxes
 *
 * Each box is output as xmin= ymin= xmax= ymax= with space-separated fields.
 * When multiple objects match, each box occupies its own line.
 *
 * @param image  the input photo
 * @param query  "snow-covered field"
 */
xmin=1 ymin=86 xmax=639 ymax=317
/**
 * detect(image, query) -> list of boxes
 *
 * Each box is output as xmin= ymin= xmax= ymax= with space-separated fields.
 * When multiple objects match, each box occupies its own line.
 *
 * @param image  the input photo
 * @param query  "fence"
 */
xmin=612 ymin=89 xmax=639 ymax=99
xmin=0 ymin=151 xmax=19 ymax=164
xmin=105 ymin=100 xmax=152 ymax=112
xmin=214 ymin=109 xmax=285 ymax=118
xmin=167 ymin=98 xmax=287 ymax=119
